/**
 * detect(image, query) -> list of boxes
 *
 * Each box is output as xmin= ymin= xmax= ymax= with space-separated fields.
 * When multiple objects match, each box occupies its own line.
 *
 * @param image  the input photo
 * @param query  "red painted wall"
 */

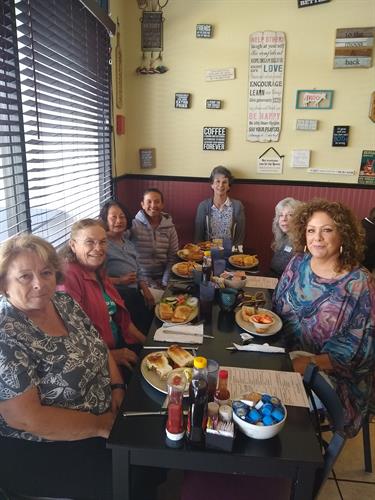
xmin=115 ymin=177 xmax=374 ymax=271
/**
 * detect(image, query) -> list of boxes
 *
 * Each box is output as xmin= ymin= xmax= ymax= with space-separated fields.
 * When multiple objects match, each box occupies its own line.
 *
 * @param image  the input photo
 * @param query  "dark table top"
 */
xmin=108 ymin=289 xmax=323 ymax=472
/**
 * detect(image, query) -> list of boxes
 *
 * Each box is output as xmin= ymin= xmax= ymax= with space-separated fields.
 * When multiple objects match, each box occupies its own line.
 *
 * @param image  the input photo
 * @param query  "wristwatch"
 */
xmin=111 ymin=383 xmax=126 ymax=391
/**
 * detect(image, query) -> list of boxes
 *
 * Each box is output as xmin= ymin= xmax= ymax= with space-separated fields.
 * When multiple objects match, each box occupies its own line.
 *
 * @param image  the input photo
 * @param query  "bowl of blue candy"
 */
xmin=232 ymin=392 xmax=287 ymax=440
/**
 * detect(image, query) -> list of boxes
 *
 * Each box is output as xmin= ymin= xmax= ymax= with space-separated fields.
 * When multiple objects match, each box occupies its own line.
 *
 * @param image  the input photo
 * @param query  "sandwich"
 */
xmin=241 ymin=305 xmax=256 ymax=322
xmin=146 ymin=352 xmax=173 ymax=379
xmin=172 ymin=305 xmax=192 ymax=323
xmin=167 ymin=345 xmax=194 ymax=368
xmin=159 ymin=302 xmax=174 ymax=320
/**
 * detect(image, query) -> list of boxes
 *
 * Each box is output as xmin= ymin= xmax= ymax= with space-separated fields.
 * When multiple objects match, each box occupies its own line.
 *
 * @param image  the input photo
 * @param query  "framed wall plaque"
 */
xmin=196 ymin=24 xmax=212 ymax=38
xmin=203 ymin=127 xmax=227 ymax=151
xmin=175 ymin=93 xmax=191 ymax=109
xmin=206 ymin=99 xmax=222 ymax=109
xmin=296 ymin=90 xmax=333 ymax=109
xmin=139 ymin=148 xmax=156 ymax=169
xmin=141 ymin=11 xmax=163 ymax=52
xmin=332 ymin=126 xmax=350 ymax=147
xmin=334 ymin=27 xmax=374 ymax=69
xmin=297 ymin=0 xmax=331 ymax=7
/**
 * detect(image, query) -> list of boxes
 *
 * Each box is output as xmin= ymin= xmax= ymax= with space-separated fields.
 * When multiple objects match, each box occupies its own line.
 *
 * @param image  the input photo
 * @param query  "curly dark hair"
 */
xmin=99 ymin=200 xmax=133 ymax=231
xmin=291 ymin=199 xmax=365 ymax=272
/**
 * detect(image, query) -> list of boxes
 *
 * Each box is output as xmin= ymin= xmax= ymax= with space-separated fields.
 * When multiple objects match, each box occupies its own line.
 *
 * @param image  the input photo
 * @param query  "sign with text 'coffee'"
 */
xmin=334 ymin=27 xmax=374 ymax=68
xmin=247 ymin=31 xmax=286 ymax=142
xmin=203 ymin=127 xmax=226 ymax=151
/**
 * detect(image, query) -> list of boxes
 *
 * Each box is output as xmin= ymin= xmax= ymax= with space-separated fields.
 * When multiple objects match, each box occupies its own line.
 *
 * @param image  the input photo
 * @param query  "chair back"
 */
xmin=303 ymin=363 xmax=347 ymax=498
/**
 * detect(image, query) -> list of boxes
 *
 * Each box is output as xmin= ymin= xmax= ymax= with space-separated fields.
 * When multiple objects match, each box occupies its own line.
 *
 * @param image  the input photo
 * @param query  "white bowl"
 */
xmin=221 ymin=273 xmax=247 ymax=290
xmin=248 ymin=313 xmax=275 ymax=332
xmin=233 ymin=401 xmax=287 ymax=440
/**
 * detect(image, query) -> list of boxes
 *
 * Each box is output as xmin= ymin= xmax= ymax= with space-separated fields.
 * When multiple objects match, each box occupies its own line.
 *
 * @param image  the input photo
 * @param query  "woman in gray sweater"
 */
xmin=194 ymin=166 xmax=246 ymax=246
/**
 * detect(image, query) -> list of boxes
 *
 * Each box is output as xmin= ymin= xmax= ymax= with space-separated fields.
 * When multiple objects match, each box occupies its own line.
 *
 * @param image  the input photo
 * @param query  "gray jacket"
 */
xmin=194 ymin=198 xmax=246 ymax=245
xmin=131 ymin=210 xmax=179 ymax=286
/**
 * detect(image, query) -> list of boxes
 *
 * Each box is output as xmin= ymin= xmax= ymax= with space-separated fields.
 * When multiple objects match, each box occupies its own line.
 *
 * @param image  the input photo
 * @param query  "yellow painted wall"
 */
xmin=110 ymin=0 xmax=375 ymax=183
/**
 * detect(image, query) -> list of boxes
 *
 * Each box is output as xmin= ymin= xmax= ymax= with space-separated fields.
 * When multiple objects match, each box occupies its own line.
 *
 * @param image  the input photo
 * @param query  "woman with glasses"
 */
xmin=60 ymin=219 xmax=145 ymax=378
xmin=270 ymin=197 xmax=301 ymax=277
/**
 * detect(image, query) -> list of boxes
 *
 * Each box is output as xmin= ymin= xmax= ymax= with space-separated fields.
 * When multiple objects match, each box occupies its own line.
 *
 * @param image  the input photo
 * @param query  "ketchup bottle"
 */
xmin=166 ymin=372 xmax=186 ymax=443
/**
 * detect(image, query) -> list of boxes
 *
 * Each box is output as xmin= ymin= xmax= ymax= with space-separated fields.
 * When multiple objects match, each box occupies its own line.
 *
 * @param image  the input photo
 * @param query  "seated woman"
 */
xmin=99 ymin=200 xmax=154 ymax=334
xmin=273 ymin=199 xmax=375 ymax=437
xmin=194 ymin=166 xmax=245 ymax=246
xmin=362 ymin=206 xmax=375 ymax=272
xmin=0 ymin=234 xmax=122 ymax=499
xmin=60 ymin=219 xmax=146 ymax=378
xmin=131 ymin=188 xmax=179 ymax=289
xmin=270 ymin=197 xmax=301 ymax=277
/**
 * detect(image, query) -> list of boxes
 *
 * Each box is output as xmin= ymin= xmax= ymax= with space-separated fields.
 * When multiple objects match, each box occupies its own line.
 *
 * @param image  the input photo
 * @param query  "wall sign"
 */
xmin=206 ymin=99 xmax=222 ymax=109
xmin=296 ymin=119 xmax=318 ymax=130
xmin=297 ymin=0 xmax=331 ymax=7
xmin=257 ymin=147 xmax=284 ymax=173
xmin=358 ymin=150 xmax=375 ymax=185
xmin=247 ymin=31 xmax=286 ymax=142
xmin=139 ymin=148 xmax=156 ymax=169
xmin=291 ymin=149 xmax=311 ymax=168
xmin=334 ymin=27 xmax=375 ymax=69
xmin=175 ymin=93 xmax=191 ymax=109
xmin=196 ymin=24 xmax=212 ymax=38
xmin=369 ymin=91 xmax=375 ymax=122
xmin=205 ymin=68 xmax=235 ymax=81
xmin=141 ymin=11 xmax=163 ymax=52
xmin=296 ymin=90 xmax=333 ymax=109
xmin=332 ymin=126 xmax=350 ymax=147
xmin=308 ymin=168 xmax=355 ymax=176
xmin=203 ymin=127 xmax=227 ymax=151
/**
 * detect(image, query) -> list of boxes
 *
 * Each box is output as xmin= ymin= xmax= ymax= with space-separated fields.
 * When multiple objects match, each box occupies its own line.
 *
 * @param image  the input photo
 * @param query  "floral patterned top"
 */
xmin=210 ymin=198 xmax=233 ymax=240
xmin=273 ymin=253 xmax=375 ymax=437
xmin=0 ymin=292 xmax=111 ymax=441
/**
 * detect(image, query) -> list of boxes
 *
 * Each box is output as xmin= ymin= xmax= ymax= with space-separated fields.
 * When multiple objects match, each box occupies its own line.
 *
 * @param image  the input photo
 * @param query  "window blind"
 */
xmin=13 ymin=0 xmax=112 ymax=247
xmin=0 ymin=0 xmax=29 ymax=241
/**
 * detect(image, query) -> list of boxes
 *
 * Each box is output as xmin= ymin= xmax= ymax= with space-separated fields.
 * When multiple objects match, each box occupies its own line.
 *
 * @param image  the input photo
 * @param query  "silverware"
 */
xmin=143 ymin=345 xmax=199 ymax=350
xmin=123 ymin=410 xmax=188 ymax=417
xmin=162 ymin=329 xmax=214 ymax=339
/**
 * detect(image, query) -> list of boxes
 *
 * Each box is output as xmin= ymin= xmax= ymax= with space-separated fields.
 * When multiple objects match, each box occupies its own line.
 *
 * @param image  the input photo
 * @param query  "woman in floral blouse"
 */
xmin=273 ymin=199 xmax=375 ymax=437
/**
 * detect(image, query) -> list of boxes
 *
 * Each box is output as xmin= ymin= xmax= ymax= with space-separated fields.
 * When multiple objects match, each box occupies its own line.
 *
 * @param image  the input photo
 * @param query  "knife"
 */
xmin=123 ymin=410 xmax=189 ymax=417
xmin=162 ymin=329 xmax=214 ymax=339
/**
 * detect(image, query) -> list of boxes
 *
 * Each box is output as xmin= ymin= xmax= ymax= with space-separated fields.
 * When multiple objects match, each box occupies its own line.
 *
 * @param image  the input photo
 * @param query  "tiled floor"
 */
xmin=157 ymin=422 xmax=375 ymax=500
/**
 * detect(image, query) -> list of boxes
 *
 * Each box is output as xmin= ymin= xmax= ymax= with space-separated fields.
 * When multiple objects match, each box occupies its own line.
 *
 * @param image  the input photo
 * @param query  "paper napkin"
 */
xmin=232 ymin=342 xmax=285 ymax=353
xmin=154 ymin=323 xmax=204 ymax=344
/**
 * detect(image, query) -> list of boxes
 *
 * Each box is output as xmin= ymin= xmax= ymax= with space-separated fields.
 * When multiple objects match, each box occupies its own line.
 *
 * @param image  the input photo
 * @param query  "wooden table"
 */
xmin=108 ymin=290 xmax=323 ymax=500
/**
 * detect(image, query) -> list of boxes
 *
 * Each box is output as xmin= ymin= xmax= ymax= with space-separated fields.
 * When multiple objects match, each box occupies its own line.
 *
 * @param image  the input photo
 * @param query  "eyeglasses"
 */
xmin=73 ymin=239 xmax=108 ymax=248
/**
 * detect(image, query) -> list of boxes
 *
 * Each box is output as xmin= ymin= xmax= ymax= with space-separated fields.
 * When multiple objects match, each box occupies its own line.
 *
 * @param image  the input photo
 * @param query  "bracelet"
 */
xmin=111 ymin=383 xmax=126 ymax=391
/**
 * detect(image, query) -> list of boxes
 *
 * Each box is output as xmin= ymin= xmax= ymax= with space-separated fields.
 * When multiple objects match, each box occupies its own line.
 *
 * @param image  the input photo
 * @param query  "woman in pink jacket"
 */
xmin=60 ymin=219 xmax=146 ymax=377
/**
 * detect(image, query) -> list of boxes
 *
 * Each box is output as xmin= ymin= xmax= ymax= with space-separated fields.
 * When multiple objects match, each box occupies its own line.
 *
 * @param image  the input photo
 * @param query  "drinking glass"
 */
xmin=219 ymin=288 xmax=238 ymax=312
xmin=213 ymin=258 xmax=226 ymax=277
xmin=199 ymin=282 xmax=215 ymax=323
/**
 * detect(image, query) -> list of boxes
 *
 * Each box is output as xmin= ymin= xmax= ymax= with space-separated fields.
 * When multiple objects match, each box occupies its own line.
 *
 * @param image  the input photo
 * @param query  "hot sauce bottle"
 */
xmin=214 ymin=369 xmax=230 ymax=406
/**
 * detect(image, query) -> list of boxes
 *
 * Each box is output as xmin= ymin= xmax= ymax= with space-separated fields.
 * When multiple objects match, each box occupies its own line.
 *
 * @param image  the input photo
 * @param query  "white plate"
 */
xmin=155 ymin=301 xmax=198 ymax=325
xmin=172 ymin=262 xmax=202 ymax=279
xmin=177 ymin=249 xmax=203 ymax=262
xmin=235 ymin=308 xmax=282 ymax=337
xmin=141 ymin=354 xmax=191 ymax=396
xmin=228 ymin=254 xmax=259 ymax=269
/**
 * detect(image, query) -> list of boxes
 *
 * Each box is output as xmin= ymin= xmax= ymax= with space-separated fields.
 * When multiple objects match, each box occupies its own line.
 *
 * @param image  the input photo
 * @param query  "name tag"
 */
xmin=284 ymin=245 xmax=292 ymax=253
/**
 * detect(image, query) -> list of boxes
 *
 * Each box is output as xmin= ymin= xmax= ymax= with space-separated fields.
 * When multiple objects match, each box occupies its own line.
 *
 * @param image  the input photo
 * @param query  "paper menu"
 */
xmin=245 ymin=276 xmax=279 ymax=290
xmin=223 ymin=366 xmax=310 ymax=408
